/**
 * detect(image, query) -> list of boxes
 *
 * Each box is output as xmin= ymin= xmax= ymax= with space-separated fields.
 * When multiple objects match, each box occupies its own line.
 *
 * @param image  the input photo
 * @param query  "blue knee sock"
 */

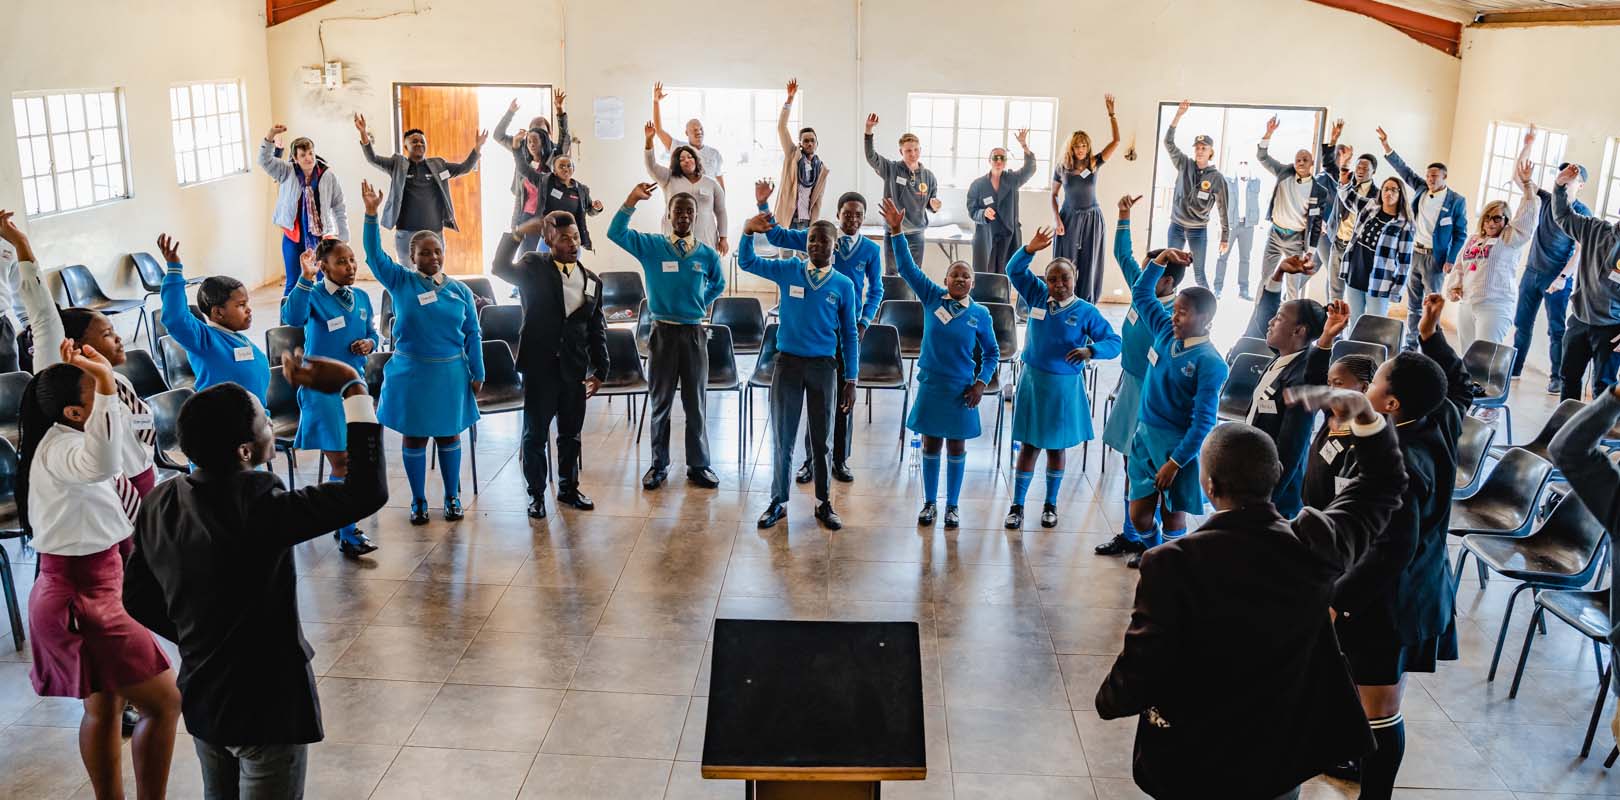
xmin=326 ymin=476 xmax=359 ymax=541
xmin=402 ymin=447 xmax=427 ymax=504
xmin=921 ymin=452 xmax=941 ymax=503
xmin=1162 ymin=527 xmax=1187 ymax=541
xmin=946 ymin=454 xmax=966 ymax=507
xmin=437 ymin=439 xmax=463 ymax=500
xmin=1013 ymin=470 xmax=1035 ymax=506
xmin=1044 ymin=469 xmax=1064 ymax=505
xmin=1121 ymin=512 xmax=1141 ymax=543
xmin=1140 ymin=521 xmax=1163 ymax=549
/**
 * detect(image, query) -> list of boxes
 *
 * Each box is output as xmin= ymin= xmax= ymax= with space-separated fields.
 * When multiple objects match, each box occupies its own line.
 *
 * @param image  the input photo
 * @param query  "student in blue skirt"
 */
xmin=879 ymin=198 xmax=998 ymax=529
xmin=156 ymin=234 xmax=270 ymax=403
xmin=281 ymin=241 xmax=380 ymax=556
xmin=358 ymin=180 xmax=484 ymax=525
xmin=1003 ymin=227 xmax=1121 ymax=529
xmin=1096 ymin=195 xmax=1187 ymax=560
xmin=1121 ymin=233 xmax=1224 ymax=568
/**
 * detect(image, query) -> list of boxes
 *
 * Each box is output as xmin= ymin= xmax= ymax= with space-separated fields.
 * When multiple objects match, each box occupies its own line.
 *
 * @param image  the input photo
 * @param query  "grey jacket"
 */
xmin=258 ymin=139 xmax=349 ymax=242
xmin=360 ymin=140 xmax=480 ymax=231
xmin=1549 ymin=388 xmax=1620 ymax=657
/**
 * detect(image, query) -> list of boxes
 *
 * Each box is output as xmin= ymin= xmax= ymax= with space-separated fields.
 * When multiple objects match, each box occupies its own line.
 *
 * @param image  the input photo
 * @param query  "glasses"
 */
xmin=1485 ymin=214 xmax=1506 ymax=222
xmin=989 ymin=155 xmax=1008 ymax=162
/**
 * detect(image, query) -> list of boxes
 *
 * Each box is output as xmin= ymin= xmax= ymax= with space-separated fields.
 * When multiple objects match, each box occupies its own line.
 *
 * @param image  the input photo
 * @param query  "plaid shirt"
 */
xmin=1338 ymin=180 xmax=1415 ymax=301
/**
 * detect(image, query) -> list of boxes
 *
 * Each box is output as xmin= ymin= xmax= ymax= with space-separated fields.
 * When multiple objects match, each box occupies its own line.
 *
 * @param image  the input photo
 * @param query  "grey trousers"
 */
xmin=1403 ymin=248 xmax=1442 ymax=345
xmin=883 ymin=230 xmax=926 ymax=275
xmin=1326 ymin=237 xmax=1350 ymax=301
xmin=802 ymin=346 xmax=852 ymax=467
xmin=194 ymin=739 xmax=308 ymax=800
xmin=1213 ymin=223 xmax=1256 ymax=293
xmin=771 ymin=354 xmax=837 ymax=504
xmin=648 ymin=322 xmax=711 ymax=470
xmin=1260 ymin=226 xmax=1310 ymax=300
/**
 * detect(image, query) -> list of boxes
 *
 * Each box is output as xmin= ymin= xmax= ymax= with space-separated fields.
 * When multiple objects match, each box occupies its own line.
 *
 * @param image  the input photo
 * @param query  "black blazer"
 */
xmin=492 ymin=234 xmax=610 ymax=382
xmin=122 ymin=418 xmax=388 ymax=746
xmin=1097 ymin=422 xmax=1408 ymax=799
xmin=1242 ymin=285 xmax=1331 ymax=504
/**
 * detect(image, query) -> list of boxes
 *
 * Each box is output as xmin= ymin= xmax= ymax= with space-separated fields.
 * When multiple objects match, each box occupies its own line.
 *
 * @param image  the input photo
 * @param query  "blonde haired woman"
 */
xmin=1443 ymin=133 xmax=1539 ymax=347
xmin=1051 ymin=94 xmax=1120 ymax=302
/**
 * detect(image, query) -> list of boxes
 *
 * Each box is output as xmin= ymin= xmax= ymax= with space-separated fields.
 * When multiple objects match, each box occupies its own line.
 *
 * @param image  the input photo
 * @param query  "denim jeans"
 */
xmin=194 ymin=739 xmax=308 ymax=800
xmin=1512 ymin=267 xmax=1571 ymax=377
xmin=1344 ymin=287 xmax=1390 ymax=333
xmin=279 ymin=235 xmax=304 ymax=297
xmin=1167 ymin=220 xmax=1210 ymax=288
xmin=1403 ymin=249 xmax=1442 ymax=347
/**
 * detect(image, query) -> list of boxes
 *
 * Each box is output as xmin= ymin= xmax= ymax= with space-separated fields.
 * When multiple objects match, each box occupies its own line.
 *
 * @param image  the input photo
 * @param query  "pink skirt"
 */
xmin=29 ymin=544 xmax=171 ymax=698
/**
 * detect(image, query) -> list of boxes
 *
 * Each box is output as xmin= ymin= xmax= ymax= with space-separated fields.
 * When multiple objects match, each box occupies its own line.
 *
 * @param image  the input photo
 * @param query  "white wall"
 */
xmin=0 ymin=0 xmax=273 ymax=297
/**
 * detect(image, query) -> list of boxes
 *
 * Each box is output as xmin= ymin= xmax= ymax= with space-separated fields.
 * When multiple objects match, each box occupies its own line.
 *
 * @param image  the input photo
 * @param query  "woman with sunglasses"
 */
xmin=965 ymin=129 xmax=1036 ymax=274
xmin=1442 ymin=133 xmax=1539 ymax=348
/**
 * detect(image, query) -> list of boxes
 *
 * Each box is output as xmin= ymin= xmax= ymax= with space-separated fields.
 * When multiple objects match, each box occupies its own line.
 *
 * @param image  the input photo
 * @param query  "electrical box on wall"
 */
xmin=300 ymin=66 xmax=323 ymax=86
xmin=323 ymin=61 xmax=343 ymax=90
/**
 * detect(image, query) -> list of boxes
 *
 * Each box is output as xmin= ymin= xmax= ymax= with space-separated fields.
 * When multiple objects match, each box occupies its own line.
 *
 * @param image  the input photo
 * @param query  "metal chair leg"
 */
xmin=1489 ymin=582 xmax=1535 ymax=681
xmin=0 ymin=544 xmax=23 ymax=650
xmin=636 ymin=395 xmax=648 ymax=444
xmin=1508 ymin=605 xmax=1542 ymax=698
xmin=1453 ymin=548 xmax=1472 ymax=600
xmin=469 ymin=424 xmax=479 ymax=494
xmin=1583 ymin=662 xmax=1612 ymax=758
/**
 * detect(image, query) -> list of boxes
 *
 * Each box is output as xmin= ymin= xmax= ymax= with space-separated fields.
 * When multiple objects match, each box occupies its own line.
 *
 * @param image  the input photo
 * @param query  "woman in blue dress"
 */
xmin=1003 ymin=228 xmax=1121 ymax=529
xmin=880 ymin=199 xmax=998 ymax=529
xmin=282 ymin=240 xmax=380 ymax=555
xmin=1050 ymin=94 xmax=1120 ymax=303
xmin=359 ymin=180 xmax=484 ymax=525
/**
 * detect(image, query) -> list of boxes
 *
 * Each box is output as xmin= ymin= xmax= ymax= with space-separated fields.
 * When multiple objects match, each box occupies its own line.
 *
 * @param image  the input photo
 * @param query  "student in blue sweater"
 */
xmin=608 ymin=182 xmax=727 ymax=491
xmin=358 ymin=181 xmax=484 ymax=526
xmin=739 ymin=214 xmax=859 ymax=530
xmin=754 ymin=181 xmax=883 ymax=484
xmin=281 ymin=240 xmax=380 ymax=556
xmin=156 ymin=234 xmax=270 ymax=403
xmin=1096 ymin=196 xmax=1188 ymax=560
xmin=880 ymin=199 xmax=998 ymax=529
xmin=1003 ymin=226 xmax=1121 ymax=529
xmin=1123 ymin=235 xmax=1225 ymax=568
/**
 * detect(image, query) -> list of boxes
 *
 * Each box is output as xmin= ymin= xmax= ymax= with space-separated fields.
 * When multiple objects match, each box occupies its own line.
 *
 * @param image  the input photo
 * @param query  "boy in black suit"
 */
xmin=122 ymin=355 xmax=389 ymax=799
xmin=1097 ymin=388 xmax=1408 ymax=800
xmin=493 ymin=210 xmax=609 ymax=519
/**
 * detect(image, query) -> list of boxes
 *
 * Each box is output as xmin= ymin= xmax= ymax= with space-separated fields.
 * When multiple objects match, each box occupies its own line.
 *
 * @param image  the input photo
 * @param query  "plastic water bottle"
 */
xmin=909 ymin=432 xmax=921 ymax=469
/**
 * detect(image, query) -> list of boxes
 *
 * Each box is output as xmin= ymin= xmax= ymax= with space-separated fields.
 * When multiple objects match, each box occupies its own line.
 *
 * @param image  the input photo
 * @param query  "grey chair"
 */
xmin=1348 ymin=313 xmax=1403 ymax=360
xmin=1226 ymin=336 xmax=1273 ymax=366
xmin=1463 ymin=339 xmax=1517 ymax=440
xmin=1451 ymin=447 xmax=1555 ymax=595
xmin=971 ymin=273 xmax=1012 ymax=305
xmin=113 ymin=349 xmax=169 ymax=400
xmin=1488 ymin=398 xmax=1581 ymax=467
xmin=59 ymin=264 xmax=148 ymax=347
xmin=882 ymin=274 xmax=915 ymax=303
xmin=264 ymin=325 xmax=305 ymax=367
xmin=857 ymin=323 xmax=909 ymax=437
xmin=468 ymin=340 xmax=526 ymax=493
xmin=379 ymin=292 xmax=396 ymax=351
xmin=1329 ymin=339 xmax=1387 ymax=364
xmin=877 ymin=300 xmax=925 ymax=380
xmin=147 ymin=387 xmax=194 ymax=474
xmin=265 ymin=369 xmax=302 ymax=488
xmin=158 ymin=336 xmax=196 ymax=391
xmin=600 ymin=271 xmax=647 ymax=323
xmin=711 ymin=297 xmax=766 ymax=356
xmin=744 ymin=324 xmax=780 ymax=444
xmin=1453 ymin=415 xmax=1496 ymax=500
xmin=1218 ymin=353 xmax=1270 ymax=422
xmin=597 ymin=328 xmax=650 ymax=441
xmin=1508 ymin=588 xmax=1612 ymax=757
xmin=479 ymin=305 xmax=523 ymax=362
xmin=703 ymin=325 xmax=745 ymax=462
xmin=0 ymin=372 xmax=31 ymax=447
xmin=132 ymin=252 xmax=203 ymax=350
xmin=458 ymin=276 xmax=498 ymax=307
xmin=363 ymin=351 xmax=391 ymax=403
xmin=0 ymin=438 xmax=24 ymax=649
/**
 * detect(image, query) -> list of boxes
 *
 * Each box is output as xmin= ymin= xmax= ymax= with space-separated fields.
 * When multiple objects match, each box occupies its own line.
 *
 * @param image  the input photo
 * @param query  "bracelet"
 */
xmin=339 ymin=378 xmax=367 ymax=397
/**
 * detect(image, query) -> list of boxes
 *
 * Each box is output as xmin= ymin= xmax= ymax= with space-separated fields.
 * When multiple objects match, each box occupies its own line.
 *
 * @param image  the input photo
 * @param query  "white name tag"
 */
xmin=1146 ymin=347 xmax=1159 ymax=366
xmin=1308 ymin=208 xmax=1321 ymax=216
xmin=1334 ymin=476 xmax=1352 ymax=495
xmin=933 ymin=306 xmax=954 ymax=325
xmin=358 ymin=309 xmax=367 ymax=319
xmin=894 ymin=176 xmax=907 ymax=187
xmin=436 ymin=170 xmax=450 ymax=182
xmin=1609 ymin=270 xmax=1620 ymax=285
xmin=550 ymin=188 xmax=564 ymax=199
xmin=233 ymin=346 xmax=254 ymax=362
xmin=326 ymin=316 xmax=347 ymax=332
xmin=1079 ymin=169 xmax=1092 ymax=179
xmin=1438 ymin=216 xmax=1450 ymax=226
xmin=129 ymin=412 xmax=155 ymax=433
xmin=981 ymin=197 xmax=993 ymax=206
xmin=584 ymin=282 xmax=596 ymax=298
xmin=1197 ymin=191 xmax=1211 ymax=201
xmin=417 ymin=290 xmax=438 ymax=305
xmin=662 ymin=261 xmax=679 ymax=273
xmin=1126 ymin=308 xmax=1139 ymax=324
xmin=789 ymin=285 xmax=805 ymax=298
xmin=1028 ymin=307 xmax=1047 ymax=320
xmin=1319 ymin=439 xmax=1343 ymax=463
xmin=1256 ymin=398 xmax=1277 ymax=416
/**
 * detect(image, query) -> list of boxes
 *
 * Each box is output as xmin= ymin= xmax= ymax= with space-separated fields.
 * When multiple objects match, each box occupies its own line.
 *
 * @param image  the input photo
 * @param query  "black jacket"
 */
xmin=122 ymin=416 xmax=388 ymax=746
xmin=511 ymin=145 xmax=599 ymax=249
xmin=1097 ymin=421 xmax=1407 ymax=799
xmin=1242 ymin=283 xmax=1331 ymax=513
xmin=491 ymin=234 xmax=609 ymax=382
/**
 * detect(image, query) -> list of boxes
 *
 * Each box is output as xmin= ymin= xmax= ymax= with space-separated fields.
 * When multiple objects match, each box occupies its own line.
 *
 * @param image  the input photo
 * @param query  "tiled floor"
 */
xmin=0 ymin=281 xmax=1609 ymax=799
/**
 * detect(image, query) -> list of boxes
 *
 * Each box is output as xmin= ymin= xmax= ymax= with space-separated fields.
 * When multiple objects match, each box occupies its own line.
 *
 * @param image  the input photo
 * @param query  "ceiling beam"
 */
xmin=266 ymin=0 xmax=337 ymax=27
xmin=1307 ymin=0 xmax=1463 ymax=55
xmin=1473 ymin=7 xmax=1620 ymax=27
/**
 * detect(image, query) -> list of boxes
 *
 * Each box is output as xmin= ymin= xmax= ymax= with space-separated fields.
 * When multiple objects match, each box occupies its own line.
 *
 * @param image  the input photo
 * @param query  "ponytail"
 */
xmin=16 ymin=364 xmax=86 ymax=535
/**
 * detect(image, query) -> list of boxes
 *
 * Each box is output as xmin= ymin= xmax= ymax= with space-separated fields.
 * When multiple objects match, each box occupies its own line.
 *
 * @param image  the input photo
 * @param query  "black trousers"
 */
xmin=771 ymin=354 xmax=836 ymax=504
xmin=520 ymin=367 xmax=587 ymax=497
xmin=648 ymin=323 xmax=710 ymax=469
xmin=1560 ymin=316 xmax=1620 ymax=401
xmin=802 ymin=345 xmax=852 ymax=467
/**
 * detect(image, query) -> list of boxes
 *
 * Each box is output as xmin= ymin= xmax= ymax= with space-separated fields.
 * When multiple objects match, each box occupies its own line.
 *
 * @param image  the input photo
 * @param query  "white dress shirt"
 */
xmin=1415 ymin=190 xmax=1446 ymax=248
xmin=28 ymin=392 xmax=133 ymax=555
xmin=1246 ymin=348 xmax=1304 ymax=425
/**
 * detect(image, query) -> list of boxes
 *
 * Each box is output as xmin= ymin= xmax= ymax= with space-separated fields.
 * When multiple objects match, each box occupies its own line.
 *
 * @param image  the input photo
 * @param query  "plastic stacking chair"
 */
xmin=744 ymin=324 xmax=780 ymax=444
xmin=379 ymin=292 xmax=396 ymax=351
xmin=363 ymin=352 xmax=390 ymax=403
xmin=1450 ymin=447 xmax=1554 ymax=595
xmin=0 ymin=372 xmax=31 ymax=447
xmin=1347 ymin=313 xmax=1403 ymax=360
xmin=132 ymin=252 xmax=203 ymax=350
xmin=0 ymin=438 xmax=25 ymax=649
xmin=1509 ymin=588 xmax=1613 ymax=757
xmin=158 ymin=336 xmax=196 ymax=391
xmin=265 ymin=370 xmax=302 ymax=488
xmin=1488 ymin=398 xmax=1581 ymax=467
xmin=1463 ymin=490 xmax=1607 ymax=681
xmin=857 ymin=324 xmax=909 ymax=437
xmin=703 ymin=325 xmax=745 ymax=462
xmin=150 ymin=304 xmax=206 ymax=369
xmin=1453 ymin=415 xmax=1496 ymax=500
xmin=1218 ymin=353 xmax=1269 ymax=422
xmin=711 ymin=297 xmax=766 ymax=356
xmin=971 ymin=273 xmax=1011 ymax=305
xmin=479 ymin=305 xmax=523 ymax=362
xmin=147 ymin=387 xmax=194 ymax=474
xmin=1226 ymin=336 xmax=1273 ymax=366
xmin=59 ymin=264 xmax=149 ymax=347
xmin=635 ymin=299 xmax=653 ymax=360
xmin=1329 ymin=339 xmax=1387 ymax=364
xmin=114 ymin=349 xmax=169 ymax=400
xmin=467 ymin=341 xmax=525 ymax=493
xmin=877 ymin=300 xmax=925 ymax=380
xmin=264 ymin=326 xmax=305 ymax=367
xmin=458 ymin=276 xmax=498 ymax=307
xmin=1462 ymin=339 xmax=1517 ymax=440
xmin=598 ymin=329 xmax=650 ymax=441
xmin=882 ymin=274 xmax=916 ymax=303
xmin=600 ymin=271 xmax=647 ymax=323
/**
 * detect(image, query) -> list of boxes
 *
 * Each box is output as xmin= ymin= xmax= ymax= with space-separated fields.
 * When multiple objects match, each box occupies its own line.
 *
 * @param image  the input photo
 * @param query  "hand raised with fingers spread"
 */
xmin=754 ymin=179 xmax=774 ymax=205
xmin=786 ymin=78 xmax=798 ymax=102
xmin=1025 ymin=226 xmax=1055 ymax=254
xmin=157 ymin=234 xmax=181 ymax=264
xmin=742 ymin=212 xmax=773 ymax=235
xmin=300 ymin=249 xmax=319 ymax=280
xmin=878 ymin=198 xmax=904 ymax=234
xmin=0 ymin=211 xmax=34 ymax=262
xmin=864 ymin=113 xmax=879 ymax=135
xmin=653 ymin=82 xmax=666 ymax=103
xmin=1319 ymin=300 xmax=1350 ymax=346
xmin=360 ymin=180 xmax=383 ymax=216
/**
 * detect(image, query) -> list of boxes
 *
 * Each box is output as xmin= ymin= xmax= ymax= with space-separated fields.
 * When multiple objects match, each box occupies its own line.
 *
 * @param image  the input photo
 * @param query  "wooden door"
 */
xmin=397 ymin=85 xmax=482 ymax=276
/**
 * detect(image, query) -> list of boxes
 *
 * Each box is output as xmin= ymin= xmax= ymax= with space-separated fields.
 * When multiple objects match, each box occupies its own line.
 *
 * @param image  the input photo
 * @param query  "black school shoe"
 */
xmin=556 ymin=489 xmax=595 ymax=510
xmin=831 ymin=462 xmax=855 ymax=483
xmin=917 ymin=502 xmax=938 ymax=526
xmin=122 ymin=704 xmax=139 ymax=736
xmin=1041 ymin=504 xmax=1059 ymax=528
xmin=642 ymin=467 xmax=668 ymax=490
xmin=528 ymin=497 xmax=547 ymax=519
xmin=815 ymin=501 xmax=843 ymax=530
xmin=444 ymin=496 xmax=465 ymax=522
xmin=1094 ymin=534 xmax=1145 ymax=556
xmin=1126 ymin=550 xmax=1145 ymax=569
xmin=795 ymin=462 xmax=813 ymax=484
xmin=1322 ymin=760 xmax=1360 ymax=782
xmin=409 ymin=499 xmax=430 ymax=526
xmin=338 ymin=530 xmax=379 ymax=558
xmin=688 ymin=467 xmax=721 ymax=488
xmin=943 ymin=506 xmax=961 ymax=529
xmin=1004 ymin=504 xmax=1024 ymax=529
xmin=758 ymin=502 xmax=787 ymax=529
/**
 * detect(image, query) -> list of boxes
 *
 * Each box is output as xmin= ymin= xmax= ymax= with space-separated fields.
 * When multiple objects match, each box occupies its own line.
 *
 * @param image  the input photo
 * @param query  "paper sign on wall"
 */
xmin=594 ymin=96 xmax=624 ymax=140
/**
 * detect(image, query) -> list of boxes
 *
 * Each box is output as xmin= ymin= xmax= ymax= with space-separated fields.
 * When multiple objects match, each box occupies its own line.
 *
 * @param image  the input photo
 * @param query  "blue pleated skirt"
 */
xmin=906 ymin=370 xmax=983 ymax=441
xmin=1011 ymin=366 xmax=1093 ymax=450
xmin=1101 ymin=371 xmax=1144 ymax=454
xmin=378 ymin=350 xmax=481 ymax=438
xmin=294 ymin=387 xmax=347 ymax=452
xmin=1126 ymin=422 xmax=1206 ymax=514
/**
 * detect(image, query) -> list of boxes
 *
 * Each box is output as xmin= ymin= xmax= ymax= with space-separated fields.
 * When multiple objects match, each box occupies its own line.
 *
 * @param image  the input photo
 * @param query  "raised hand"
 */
xmin=878 ymin=198 xmax=904 ymax=233
xmin=300 ymin=249 xmax=319 ymax=280
xmin=1154 ymin=249 xmax=1192 ymax=267
xmin=1375 ymin=126 xmax=1389 ymax=149
xmin=1263 ymin=115 xmax=1280 ymax=138
xmin=1174 ymin=99 xmax=1189 ymax=120
xmin=626 ymin=182 xmax=657 ymax=206
xmin=475 ymin=129 xmax=489 ymax=149
xmin=514 ymin=216 xmax=549 ymax=239
xmin=754 ymin=178 xmax=774 ymax=205
xmin=62 ymin=338 xmax=116 ymax=393
xmin=643 ymin=121 xmax=656 ymax=144
xmin=507 ymin=98 xmax=520 ymax=115
xmin=360 ymin=180 xmax=383 ymax=216
xmin=282 ymin=350 xmax=362 ymax=395
xmin=353 ymin=113 xmax=371 ymax=144
xmin=786 ymin=78 xmax=798 ymax=102
xmin=1523 ymin=124 xmax=1537 ymax=146
xmin=266 ymin=123 xmax=288 ymax=141
xmin=0 ymin=211 xmax=34 ymax=262
xmin=157 ymin=234 xmax=181 ymax=263
xmin=554 ymin=90 xmax=566 ymax=112
xmin=1014 ymin=128 xmax=1029 ymax=150
xmin=653 ymin=82 xmax=666 ymax=103
xmin=1104 ymin=93 xmax=1116 ymax=115
xmin=1330 ymin=118 xmax=1344 ymax=141
xmin=1117 ymin=194 xmax=1143 ymax=218
xmin=742 ymin=212 xmax=773 ymax=235
xmin=1320 ymin=299 xmax=1350 ymax=344
xmin=864 ymin=113 xmax=879 ymax=135
xmin=1556 ymin=163 xmax=1581 ymax=186
xmin=1026 ymin=226 xmax=1055 ymax=253
xmin=1418 ymin=292 xmax=1445 ymax=341
xmin=1515 ymin=157 xmax=1534 ymax=188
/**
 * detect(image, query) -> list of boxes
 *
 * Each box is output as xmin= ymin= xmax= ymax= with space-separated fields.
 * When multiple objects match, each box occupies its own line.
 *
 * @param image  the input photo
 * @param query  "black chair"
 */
xmin=1508 ymin=589 xmax=1612 ymax=757
xmin=1463 ymin=339 xmax=1516 ymax=440
xmin=703 ymin=324 xmax=745 ymax=462
xmin=984 ymin=302 xmax=1020 ymax=400
xmin=265 ymin=326 xmax=305 ymax=367
xmin=1226 ymin=336 xmax=1273 ymax=366
xmin=379 ymin=292 xmax=396 ymax=350
xmin=0 ymin=438 xmax=25 ymax=649
xmin=59 ymin=264 xmax=149 ymax=346
xmin=467 ymin=340 xmax=526 ymax=493
xmin=132 ymin=252 xmax=203 ymax=350
xmin=1348 ymin=313 xmax=1403 ymax=360
xmin=634 ymin=299 xmax=653 ymax=360
xmin=113 ymin=349 xmax=169 ymax=400
xmin=458 ymin=276 xmax=498 ymax=307
xmin=1329 ymin=339 xmax=1387 ymax=364
xmin=1453 ymin=415 xmax=1496 ymax=500
xmin=150 ymin=304 xmax=205 ymax=369
xmin=264 ymin=370 xmax=302 ymax=487
xmin=598 ymin=329 xmax=650 ymax=442
xmin=877 ymin=301 xmax=924 ymax=379
xmin=479 ymin=305 xmax=523 ymax=362
xmin=1451 ymin=446 xmax=1554 ymax=595
xmin=158 ymin=336 xmax=196 ymax=391
xmin=882 ymin=274 xmax=915 ymax=304
xmin=856 ymin=324 xmax=909 ymax=437
xmin=971 ymin=273 xmax=1012 ymax=305
xmin=1217 ymin=353 xmax=1269 ymax=422
xmin=744 ymin=323 xmax=780 ymax=444
xmin=1463 ymin=490 xmax=1608 ymax=681
xmin=147 ymin=387 xmax=194 ymax=474
xmin=711 ymin=297 xmax=766 ymax=356
xmin=600 ymin=271 xmax=647 ymax=323
xmin=0 ymin=372 xmax=31 ymax=447
xmin=1489 ymin=398 xmax=1582 ymax=468
xmin=364 ymin=351 xmax=391 ymax=403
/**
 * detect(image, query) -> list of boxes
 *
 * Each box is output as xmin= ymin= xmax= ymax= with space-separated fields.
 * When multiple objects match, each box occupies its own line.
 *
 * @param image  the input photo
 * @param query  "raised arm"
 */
xmin=446 ymin=132 xmax=485 ymax=178
xmin=606 ymin=184 xmax=663 ymax=261
xmin=355 ymin=113 xmax=393 ymax=171
xmin=0 ymin=213 xmax=64 ymax=370
xmin=1299 ymin=409 xmax=1407 ymax=570
xmin=651 ymin=82 xmax=674 ymax=151
xmin=1504 ymin=176 xmax=1540 ymax=248
xmin=1163 ymin=100 xmax=1189 ymax=168
xmin=554 ymin=109 xmax=571 ymax=158
xmin=644 ymin=130 xmax=673 ymax=185
xmin=736 ymin=221 xmax=800 ymax=282
xmin=1011 ymin=131 xmax=1037 ymax=186
xmin=1256 ymin=117 xmax=1289 ymax=177
xmin=1131 ymin=257 xmax=1176 ymax=340
xmin=778 ymin=79 xmax=798 ymax=154
xmin=493 ymin=100 xmax=519 ymax=150
xmin=281 ymin=253 xmax=317 ymax=327
xmin=257 ymin=130 xmax=292 ymax=183
xmin=864 ymin=114 xmax=893 ymax=175
xmin=880 ymin=199 xmax=944 ymax=301
xmin=155 ymin=235 xmax=209 ymax=352
xmin=1552 ymin=386 xmax=1620 ymax=537
xmin=1552 ymin=166 xmax=1606 ymax=244
xmin=1415 ymin=294 xmax=1477 ymax=417
xmin=512 ymin=141 xmax=546 ymax=183
xmin=43 ymin=383 xmax=124 ymax=484
xmin=1114 ymin=196 xmax=1145 ymax=287
xmin=1005 ymin=227 xmax=1052 ymax=304
xmin=358 ymin=182 xmax=411 ymax=292
xmin=1097 ymin=93 xmax=1121 ymax=162
xmin=490 ymin=228 xmax=526 ymax=287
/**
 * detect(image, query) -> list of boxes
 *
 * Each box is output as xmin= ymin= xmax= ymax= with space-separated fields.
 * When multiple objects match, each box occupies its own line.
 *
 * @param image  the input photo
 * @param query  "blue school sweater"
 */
xmin=1114 ymin=222 xmax=1174 ymax=379
xmin=282 ymin=277 xmax=378 ymax=372
xmin=1005 ymin=247 xmax=1121 ymax=374
xmin=1131 ymin=259 xmax=1227 ymax=466
xmin=162 ymin=262 xmax=269 ymax=402
xmin=362 ymin=217 xmax=485 ymax=380
xmin=607 ymin=207 xmax=725 ymax=324
xmin=891 ymin=236 xmax=998 ymax=386
xmin=738 ymin=237 xmax=859 ymax=381
xmin=759 ymin=205 xmax=885 ymax=325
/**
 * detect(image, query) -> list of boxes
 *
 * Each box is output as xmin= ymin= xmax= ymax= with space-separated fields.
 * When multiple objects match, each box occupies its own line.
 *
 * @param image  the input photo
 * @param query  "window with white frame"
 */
xmin=1597 ymin=138 xmax=1620 ymax=224
xmin=11 ymin=90 xmax=130 ymax=216
xmin=170 ymin=81 xmax=248 ymax=186
xmin=905 ymin=94 xmax=1057 ymax=191
xmin=1477 ymin=121 xmax=1568 ymax=209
